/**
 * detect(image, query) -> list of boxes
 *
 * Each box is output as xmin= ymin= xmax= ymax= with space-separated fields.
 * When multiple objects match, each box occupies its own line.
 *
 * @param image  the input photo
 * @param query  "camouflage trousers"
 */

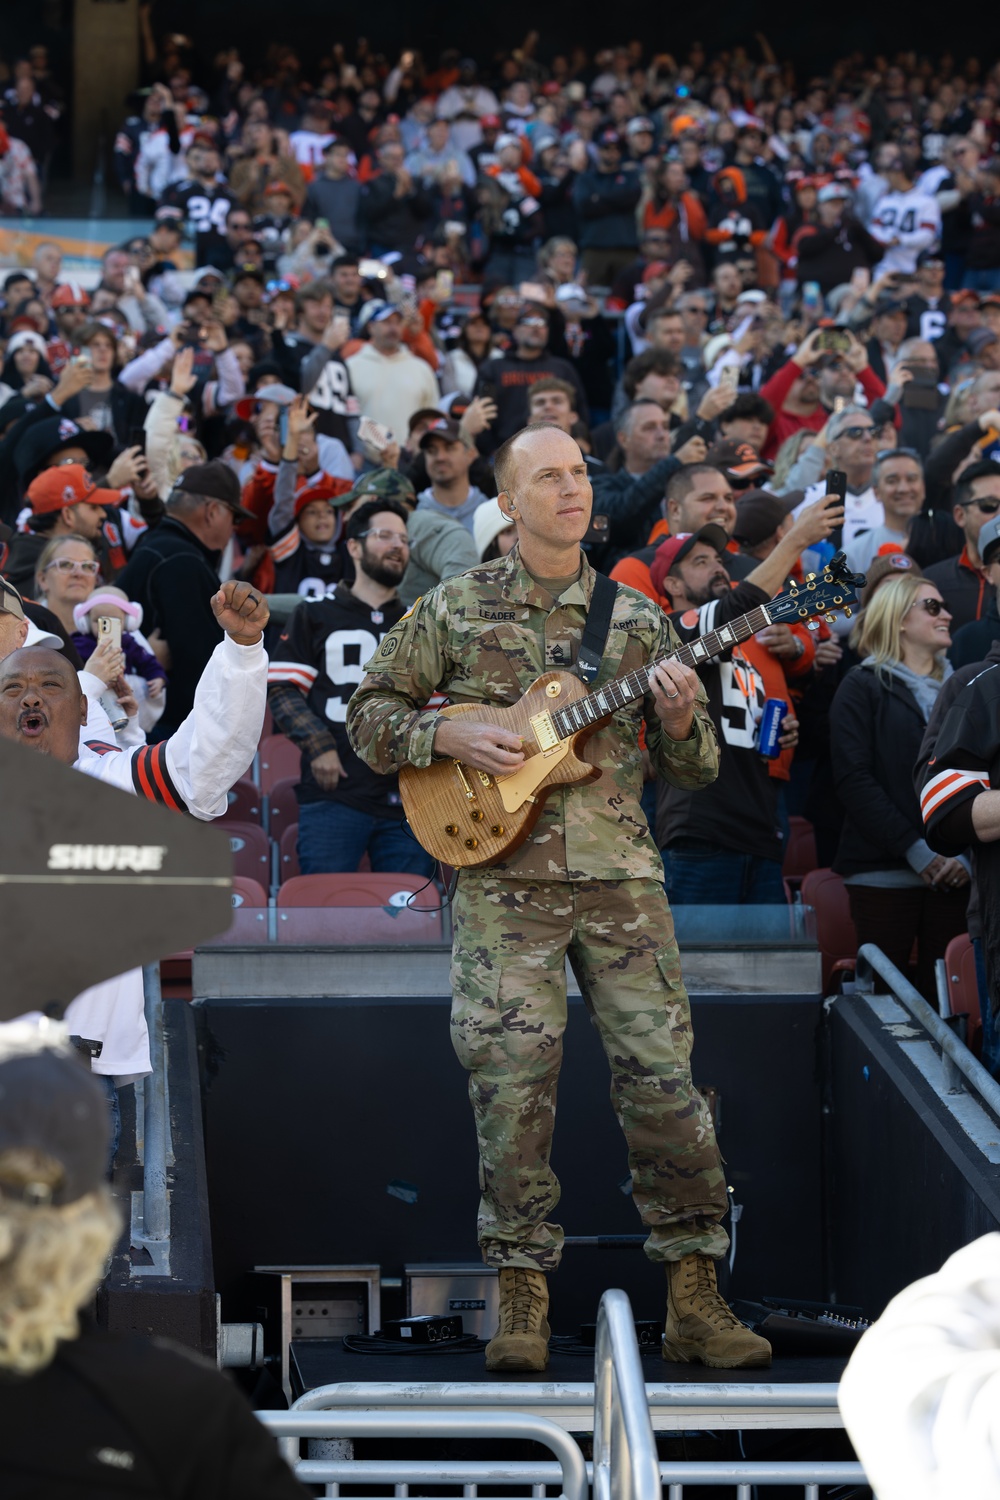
xmin=450 ymin=874 xmax=730 ymax=1271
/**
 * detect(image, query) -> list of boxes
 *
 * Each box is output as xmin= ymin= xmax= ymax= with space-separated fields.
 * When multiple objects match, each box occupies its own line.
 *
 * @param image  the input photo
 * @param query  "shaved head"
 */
xmin=0 ymin=647 xmax=87 ymax=763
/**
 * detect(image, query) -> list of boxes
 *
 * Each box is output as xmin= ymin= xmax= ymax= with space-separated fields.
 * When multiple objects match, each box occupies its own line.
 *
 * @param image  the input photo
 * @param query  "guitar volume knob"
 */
xmin=445 ymin=824 xmax=459 ymax=836
xmin=471 ymin=809 xmax=485 ymax=822
xmin=490 ymin=824 xmax=504 ymax=835
xmin=464 ymin=837 xmax=479 ymax=850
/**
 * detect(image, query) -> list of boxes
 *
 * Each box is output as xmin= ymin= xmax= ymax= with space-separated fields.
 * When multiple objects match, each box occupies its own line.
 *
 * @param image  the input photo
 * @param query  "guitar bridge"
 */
xmin=529 ymin=709 xmax=561 ymax=754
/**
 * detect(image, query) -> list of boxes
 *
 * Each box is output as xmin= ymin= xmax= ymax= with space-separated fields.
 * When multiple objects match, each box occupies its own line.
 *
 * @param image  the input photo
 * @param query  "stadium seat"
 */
xmin=276 ymin=872 xmax=443 ymax=943
xmin=279 ymin=822 xmax=300 ymax=883
xmin=783 ymin=815 xmax=818 ymax=896
xmin=232 ymin=876 xmax=268 ymax=908
xmin=267 ymin=777 xmax=300 ymax=842
xmin=219 ymin=776 xmax=263 ymax=826
xmin=259 ymin=733 xmax=301 ymax=795
xmin=801 ymin=868 xmax=858 ymax=994
xmin=227 ymin=821 xmax=271 ymax=883
xmin=944 ymin=932 xmax=982 ymax=1055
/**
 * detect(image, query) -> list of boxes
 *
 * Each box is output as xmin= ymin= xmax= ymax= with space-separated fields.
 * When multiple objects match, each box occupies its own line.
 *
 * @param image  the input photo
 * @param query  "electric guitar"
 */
xmin=399 ymin=554 xmax=864 ymax=870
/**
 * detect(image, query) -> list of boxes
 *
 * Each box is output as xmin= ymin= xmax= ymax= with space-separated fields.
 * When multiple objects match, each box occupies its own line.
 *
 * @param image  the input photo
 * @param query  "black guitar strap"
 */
xmin=575 ymin=572 xmax=618 ymax=685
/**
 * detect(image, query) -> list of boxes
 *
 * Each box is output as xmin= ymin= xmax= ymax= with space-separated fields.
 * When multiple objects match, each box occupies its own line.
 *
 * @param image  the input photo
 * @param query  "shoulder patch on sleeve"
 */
xmin=84 ymin=740 xmax=122 ymax=757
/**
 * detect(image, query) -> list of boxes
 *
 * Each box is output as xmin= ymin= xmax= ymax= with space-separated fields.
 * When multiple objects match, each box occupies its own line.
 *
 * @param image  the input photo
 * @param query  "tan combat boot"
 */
xmin=662 ymin=1254 xmax=772 ymax=1369
xmin=484 ymin=1267 xmax=551 ymax=1372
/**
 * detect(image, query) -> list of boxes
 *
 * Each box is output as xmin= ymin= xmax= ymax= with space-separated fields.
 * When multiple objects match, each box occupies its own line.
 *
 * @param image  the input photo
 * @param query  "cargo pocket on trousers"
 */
xmin=450 ymin=958 xmax=506 ymax=1075
xmin=654 ymin=943 xmax=693 ymax=1070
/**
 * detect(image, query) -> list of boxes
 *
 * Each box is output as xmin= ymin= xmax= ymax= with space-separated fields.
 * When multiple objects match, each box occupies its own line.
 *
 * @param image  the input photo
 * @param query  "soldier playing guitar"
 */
xmin=348 ymin=422 xmax=847 ymax=1375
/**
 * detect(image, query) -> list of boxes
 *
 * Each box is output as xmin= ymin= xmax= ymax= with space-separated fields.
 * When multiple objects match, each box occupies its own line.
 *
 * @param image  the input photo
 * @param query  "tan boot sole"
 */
xmin=485 ymin=1335 xmax=550 ymax=1372
xmin=661 ymin=1336 xmax=772 ymax=1369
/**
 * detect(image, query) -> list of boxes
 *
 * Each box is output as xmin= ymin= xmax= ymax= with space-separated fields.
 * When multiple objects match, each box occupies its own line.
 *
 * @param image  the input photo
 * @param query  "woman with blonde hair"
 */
xmin=0 ymin=1024 xmax=308 ymax=1496
xmin=830 ymin=572 xmax=971 ymax=997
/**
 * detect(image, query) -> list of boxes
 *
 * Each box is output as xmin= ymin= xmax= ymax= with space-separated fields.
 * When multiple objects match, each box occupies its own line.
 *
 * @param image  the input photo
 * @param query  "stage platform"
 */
xmin=288 ymin=1340 xmax=847 ymax=1431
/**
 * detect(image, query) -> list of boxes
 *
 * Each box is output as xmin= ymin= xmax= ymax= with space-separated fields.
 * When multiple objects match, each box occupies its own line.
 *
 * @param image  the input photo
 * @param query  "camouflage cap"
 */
xmin=335 ymin=467 xmax=417 ymax=510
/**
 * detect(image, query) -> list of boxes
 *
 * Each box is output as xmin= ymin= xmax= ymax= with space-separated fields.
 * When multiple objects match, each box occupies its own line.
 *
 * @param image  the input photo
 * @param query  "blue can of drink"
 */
xmin=758 ymin=697 xmax=788 ymax=759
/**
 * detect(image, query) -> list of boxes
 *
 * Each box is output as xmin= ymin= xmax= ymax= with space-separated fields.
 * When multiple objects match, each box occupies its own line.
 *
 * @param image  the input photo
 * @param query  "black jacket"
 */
xmin=793 ymin=216 xmax=884 ymax=295
xmin=923 ymin=548 xmax=990 ymax=632
xmin=61 ymin=381 xmax=148 ymax=453
xmin=950 ymin=595 xmax=1000 ymax=668
xmin=0 ymin=1323 xmax=306 ymax=1499
xmin=116 ymin=516 xmax=223 ymax=739
xmin=361 ymin=171 xmax=431 ymax=252
xmin=571 ymin=164 xmax=642 ymax=250
xmin=830 ymin=662 xmax=937 ymax=877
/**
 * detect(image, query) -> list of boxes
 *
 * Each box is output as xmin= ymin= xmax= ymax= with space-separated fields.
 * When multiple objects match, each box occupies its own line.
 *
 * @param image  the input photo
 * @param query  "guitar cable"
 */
xmin=397 ymin=823 xmax=460 ymax=915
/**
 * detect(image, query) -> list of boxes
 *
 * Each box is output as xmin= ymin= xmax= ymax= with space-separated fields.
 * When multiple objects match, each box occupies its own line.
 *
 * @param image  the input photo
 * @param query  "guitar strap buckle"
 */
xmin=575 ymin=572 xmax=618 ymax=685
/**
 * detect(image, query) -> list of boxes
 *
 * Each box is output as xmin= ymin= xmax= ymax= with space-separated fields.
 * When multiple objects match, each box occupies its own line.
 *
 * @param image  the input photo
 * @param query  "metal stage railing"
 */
xmin=856 ymin=943 xmax=1000 ymax=1116
xmin=259 ymin=1290 xmax=866 ymax=1498
xmin=128 ymin=964 xmax=172 ymax=1276
xmin=258 ymin=1408 xmax=588 ymax=1500
xmin=593 ymin=1288 xmax=659 ymax=1500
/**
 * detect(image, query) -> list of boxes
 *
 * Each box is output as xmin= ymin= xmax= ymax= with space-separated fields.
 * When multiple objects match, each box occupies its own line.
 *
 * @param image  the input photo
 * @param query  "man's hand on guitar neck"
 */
xmin=433 ymin=718 xmax=527 ymax=775
xmin=649 ymin=658 xmax=700 ymax=741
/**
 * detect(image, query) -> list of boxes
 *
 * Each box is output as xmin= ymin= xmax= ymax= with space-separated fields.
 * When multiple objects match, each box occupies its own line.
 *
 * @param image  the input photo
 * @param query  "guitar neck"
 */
xmin=550 ymin=601 xmax=774 ymax=738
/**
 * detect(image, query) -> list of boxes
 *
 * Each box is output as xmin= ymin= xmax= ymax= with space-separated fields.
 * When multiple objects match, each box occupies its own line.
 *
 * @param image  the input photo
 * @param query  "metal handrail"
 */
xmin=593 ymin=1289 xmax=660 ymax=1500
xmin=289 ymin=1379 xmax=843 ymax=1412
xmin=856 ymin=943 xmax=1000 ymax=1118
xmin=258 ymin=1409 xmax=587 ymax=1500
xmin=141 ymin=964 xmax=169 ymax=1240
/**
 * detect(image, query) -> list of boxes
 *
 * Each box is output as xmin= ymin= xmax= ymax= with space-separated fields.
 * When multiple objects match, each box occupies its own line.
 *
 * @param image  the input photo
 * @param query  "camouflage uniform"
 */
xmin=347 ymin=547 xmax=730 ymax=1269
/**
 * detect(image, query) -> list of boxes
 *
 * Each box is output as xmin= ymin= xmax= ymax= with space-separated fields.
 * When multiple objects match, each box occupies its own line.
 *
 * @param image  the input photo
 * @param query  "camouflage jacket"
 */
xmin=346 ymin=547 xmax=719 ymax=881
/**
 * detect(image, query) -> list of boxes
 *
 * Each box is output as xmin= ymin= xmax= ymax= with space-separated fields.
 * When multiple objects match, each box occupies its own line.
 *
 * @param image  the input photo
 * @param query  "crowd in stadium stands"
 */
xmin=4 ymin=31 xmax=1000 ymax=1062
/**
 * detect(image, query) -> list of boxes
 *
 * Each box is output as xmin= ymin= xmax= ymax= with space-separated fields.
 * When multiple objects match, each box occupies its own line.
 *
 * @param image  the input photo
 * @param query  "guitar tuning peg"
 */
xmin=807 ymin=620 xmax=819 ymax=631
xmin=824 ymin=613 xmax=835 ymax=622
xmin=843 ymin=607 xmax=852 ymax=618
xmin=806 ymin=572 xmax=816 ymax=582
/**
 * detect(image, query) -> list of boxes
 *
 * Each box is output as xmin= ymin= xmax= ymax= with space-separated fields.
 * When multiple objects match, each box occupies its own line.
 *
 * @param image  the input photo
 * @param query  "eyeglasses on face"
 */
xmin=44 ymin=558 xmax=100 ymax=575
xmin=358 ymin=528 xmax=410 ymax=545
xmin=909 ymin=596 xmax=947 ymax=616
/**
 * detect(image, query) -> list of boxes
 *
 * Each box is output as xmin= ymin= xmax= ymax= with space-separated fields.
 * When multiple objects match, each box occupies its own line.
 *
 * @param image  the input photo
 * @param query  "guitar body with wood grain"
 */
xmin=398 ymin=671 xmax=606 ymax=869
xmin=397 ymin=554 xmax=865 ymax=871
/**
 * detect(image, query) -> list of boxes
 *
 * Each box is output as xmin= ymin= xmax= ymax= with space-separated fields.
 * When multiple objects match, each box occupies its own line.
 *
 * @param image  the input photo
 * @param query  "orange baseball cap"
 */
xmin=26 ymin=463 xmax=120 ymax=516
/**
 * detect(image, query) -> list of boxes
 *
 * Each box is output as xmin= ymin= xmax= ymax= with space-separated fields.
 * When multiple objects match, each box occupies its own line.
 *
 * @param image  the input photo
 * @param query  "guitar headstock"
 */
xmin=767 ymin=551 xmax=866 ymax=628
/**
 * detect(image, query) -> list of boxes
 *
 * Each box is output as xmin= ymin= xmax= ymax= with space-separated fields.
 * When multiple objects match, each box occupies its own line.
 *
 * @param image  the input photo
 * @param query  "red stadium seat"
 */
xmin=279 ymin=822 xmax=300 ymax=884
xmin=267 ymin=777 xmax=300 ymax=841
xmin=276 ymin=872 xmax=443 ymax=943
xmin=259 ymin=733 xmax=301 ymax=795
xmin=219 ymin=776 xmax=263 ymax=826
xmin=944 ymin=932 xmax=983 ymax=1056
xmin=783 ymin=815 xmax=818 ymax=896
xmin=227 ymin=821 xmax=271 ymax=883
xmin=231 ymin=876 xmax=268 ymax=908
xmin=801 ymin=868 xmax=858 ymax=994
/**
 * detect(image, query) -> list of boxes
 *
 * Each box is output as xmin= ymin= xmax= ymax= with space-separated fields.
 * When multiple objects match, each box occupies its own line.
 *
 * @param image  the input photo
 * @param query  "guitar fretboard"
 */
xmin=550 ymin=603 xmax=773 ymax=739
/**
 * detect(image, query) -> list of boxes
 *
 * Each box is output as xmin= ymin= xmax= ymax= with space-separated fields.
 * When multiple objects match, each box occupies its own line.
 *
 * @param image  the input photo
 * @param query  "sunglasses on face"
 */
xmin=840 ymin=426 xmax=875 ymax=440
xmin=910 ymin=596 xmax=946 ymax=616
xmin=962 ymin=498 xmax=1000 ymax=514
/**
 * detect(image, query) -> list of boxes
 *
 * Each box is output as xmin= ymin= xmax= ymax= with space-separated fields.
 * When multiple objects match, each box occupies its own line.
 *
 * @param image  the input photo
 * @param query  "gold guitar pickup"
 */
xmin=528 ymin=709 xmax=560 ymax=753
